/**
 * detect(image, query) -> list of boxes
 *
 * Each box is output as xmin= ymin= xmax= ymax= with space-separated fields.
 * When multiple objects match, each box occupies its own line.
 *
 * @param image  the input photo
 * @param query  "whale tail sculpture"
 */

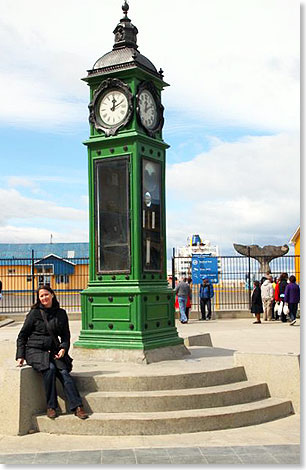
xmin=233 ymin=243 xmax=289 ymax=274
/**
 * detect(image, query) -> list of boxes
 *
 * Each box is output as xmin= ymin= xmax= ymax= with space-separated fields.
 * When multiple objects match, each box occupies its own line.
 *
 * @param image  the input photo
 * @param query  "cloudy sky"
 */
xmin=0 ymin=0 xmax=300 ymax=257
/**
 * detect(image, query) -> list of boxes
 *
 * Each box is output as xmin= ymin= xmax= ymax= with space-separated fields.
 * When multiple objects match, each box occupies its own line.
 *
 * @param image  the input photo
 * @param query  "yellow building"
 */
xmin=0 ymin=243 xmax=89 ymax=295
xmin=289 ymin=226 xmax=300 ymax=283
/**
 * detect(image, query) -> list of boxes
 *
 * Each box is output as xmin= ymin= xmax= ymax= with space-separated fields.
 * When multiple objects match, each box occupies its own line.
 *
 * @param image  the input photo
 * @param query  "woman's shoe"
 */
xmin=46 ymin=408 xmax=57 ymax=419
xmin=253 ymin=321 xmax=261 ymax=324
xmin=74 ymin=406 xmax=88 ymax=420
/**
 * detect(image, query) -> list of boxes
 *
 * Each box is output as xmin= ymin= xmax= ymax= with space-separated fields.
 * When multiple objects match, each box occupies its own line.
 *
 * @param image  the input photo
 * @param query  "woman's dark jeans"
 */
xmin=42 ymin=360 xmax=82 ymax=411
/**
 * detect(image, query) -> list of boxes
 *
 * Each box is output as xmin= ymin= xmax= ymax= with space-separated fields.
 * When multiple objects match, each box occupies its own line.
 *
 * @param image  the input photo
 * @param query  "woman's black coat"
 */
xmin=251 ymin=286 xmax=263 ymax=314
xmin=279 ymin=280 xmax=287 ymax=298
xmin=16 ymin=306 xmax=71 ymax=372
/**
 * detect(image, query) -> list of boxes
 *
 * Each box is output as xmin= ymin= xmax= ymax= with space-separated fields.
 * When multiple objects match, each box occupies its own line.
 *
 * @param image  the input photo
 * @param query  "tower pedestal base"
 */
xmin=72 ymin=343 xmax=190 ymax=364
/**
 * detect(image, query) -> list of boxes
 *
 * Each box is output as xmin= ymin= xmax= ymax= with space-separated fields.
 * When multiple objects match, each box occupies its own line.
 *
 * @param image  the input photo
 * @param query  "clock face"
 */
xmin=98 ymin=89 xmax=129 ymax=127
xmin=138 ymin=90 xmax=158 ymax=130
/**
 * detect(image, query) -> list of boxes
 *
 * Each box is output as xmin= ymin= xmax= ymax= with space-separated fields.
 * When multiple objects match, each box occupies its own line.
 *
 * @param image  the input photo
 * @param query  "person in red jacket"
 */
xmin=274 ymin=277 xmax=280 ymax=319
xmin=185 ymin=276 xmax=192 ymax=321
xmin=274 ymin=279 xmax=280 ymax=301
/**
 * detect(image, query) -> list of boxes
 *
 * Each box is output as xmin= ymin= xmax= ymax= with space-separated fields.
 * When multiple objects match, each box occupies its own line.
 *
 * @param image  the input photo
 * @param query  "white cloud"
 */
xmin=8 ymin=176 xmax=38 ymax=190
xmin=0 ymin=0 xmax=299 ymax=132
xmin=167 ymin=133 xmax=299 ymax=200
xmin=0 ymin=225 xmax=88 ymax=244
xmin=0 ymin=188 xmax=87 ymax=225
xmin=0 ymin=187 xmax=89 ymax=243
xmin=166 ymin=132 xmax=299 ymax=252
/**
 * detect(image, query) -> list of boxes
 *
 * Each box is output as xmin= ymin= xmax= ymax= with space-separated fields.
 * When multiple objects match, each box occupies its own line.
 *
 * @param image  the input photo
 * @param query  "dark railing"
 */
xmin=0 ymin=254 xmax=300 ymax=314
xmin=172 ymin=254 xmax=300 ymax=311
xmin=0 ymin=256 xmax=89 ymax=314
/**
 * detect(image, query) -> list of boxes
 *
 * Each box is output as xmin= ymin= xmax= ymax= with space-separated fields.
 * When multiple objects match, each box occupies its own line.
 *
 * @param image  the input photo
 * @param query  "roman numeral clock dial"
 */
xmin=89 ymin=78 xmax=133 ymax=136
xmin=136 ymin=82 xmax=164 ymax=137
xmin=139 ymin=90 xmax=157 ymax=129
xmin=99 ymin=90 xmax=128 ymax=126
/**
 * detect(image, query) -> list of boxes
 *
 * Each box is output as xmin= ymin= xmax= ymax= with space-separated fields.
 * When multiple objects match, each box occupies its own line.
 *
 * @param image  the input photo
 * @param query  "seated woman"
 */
xmin=16 ymin=285 xmax=88 ymax=420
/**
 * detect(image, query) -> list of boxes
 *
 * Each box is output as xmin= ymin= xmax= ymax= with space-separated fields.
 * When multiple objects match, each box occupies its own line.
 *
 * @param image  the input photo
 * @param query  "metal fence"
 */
xmin=172 ymin=254 xmax=300 ymax=311
xmin=0 ymin=254 xmax=300 ymax=314
xmin=0 ymin=256 xmax=88 ymax=314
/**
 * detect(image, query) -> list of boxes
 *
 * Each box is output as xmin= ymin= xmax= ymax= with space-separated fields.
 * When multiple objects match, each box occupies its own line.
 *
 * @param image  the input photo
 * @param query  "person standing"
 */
xmin=185 ymin=276 xmax=192 ymax=321
xmin=261 ymin=276 xmax=274 ymax=321
xmin=271 ymin=276 xmax=277 ymax=320
xmin=274 ymin=276 xmax=281 ymax=320
xmin=251 ymin=280 xmax=263 ymax=324
xmin=16 ymin=285 xmax=88 ymax=420
xmin=278 ymin=272 xmax=289 ymax=322
xmin=175 ymin=277 xmax=191 ymax=324
xmin=284 ymin=275 xmax=300 ymax=325
xmin=0 ymin=279 xmax=2 ymax=301
xmin=199 ymin=278 xmax=214 ymax=321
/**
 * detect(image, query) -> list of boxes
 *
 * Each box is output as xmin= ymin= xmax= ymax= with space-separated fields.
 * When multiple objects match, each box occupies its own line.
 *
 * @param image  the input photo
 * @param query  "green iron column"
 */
xmin=74 ymin=2 xmax=183 ymax=352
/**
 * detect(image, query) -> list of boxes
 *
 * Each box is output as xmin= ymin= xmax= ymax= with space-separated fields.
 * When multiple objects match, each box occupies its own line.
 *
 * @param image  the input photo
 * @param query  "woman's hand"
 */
xmin=16 ymin=358 xmax=25 ymax=367
xmin=54 ymin=348 xmax=65 ymax=359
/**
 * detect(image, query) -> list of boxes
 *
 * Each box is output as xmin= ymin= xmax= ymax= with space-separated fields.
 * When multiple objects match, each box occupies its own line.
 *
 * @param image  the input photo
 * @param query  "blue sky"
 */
xmin=0 ymin=0 xmax=300 ymax=258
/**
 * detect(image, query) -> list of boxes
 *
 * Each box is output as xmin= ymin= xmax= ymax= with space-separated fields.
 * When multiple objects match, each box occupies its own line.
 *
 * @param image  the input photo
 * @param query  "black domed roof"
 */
xmin=92 ymin=48 xmax=157 ymax=74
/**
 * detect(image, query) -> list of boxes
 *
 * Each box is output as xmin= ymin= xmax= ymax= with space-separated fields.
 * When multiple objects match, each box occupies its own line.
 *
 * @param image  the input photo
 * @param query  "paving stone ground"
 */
xmin=0 ymin=445 xmax=300 ymax=464
xmin=0 ymin=318 xmax=300 ymax=465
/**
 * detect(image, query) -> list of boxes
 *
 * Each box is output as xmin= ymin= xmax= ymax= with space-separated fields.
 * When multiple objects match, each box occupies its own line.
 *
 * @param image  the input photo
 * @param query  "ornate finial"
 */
xmin=113 ymin=0 xmax=138 ymax=50
xmin=122 ymin=1 xmax=129 ymax=18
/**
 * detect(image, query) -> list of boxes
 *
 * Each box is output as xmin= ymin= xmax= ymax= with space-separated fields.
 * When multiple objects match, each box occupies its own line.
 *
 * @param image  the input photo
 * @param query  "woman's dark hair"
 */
xmin=254 ymin=280 xmax=260 ymax=288
xmin=279 ymin=272 xmax=289 ymax=281
xmin=32 ymin=285 xmax=59 ymax=309
xmin=289 ymin=275 xmax=296 ymax=283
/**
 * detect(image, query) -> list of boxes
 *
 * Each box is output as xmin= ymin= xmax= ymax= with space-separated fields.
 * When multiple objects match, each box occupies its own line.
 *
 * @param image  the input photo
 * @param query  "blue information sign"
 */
xmin=192 ymin=255 xmax=219 ymax=284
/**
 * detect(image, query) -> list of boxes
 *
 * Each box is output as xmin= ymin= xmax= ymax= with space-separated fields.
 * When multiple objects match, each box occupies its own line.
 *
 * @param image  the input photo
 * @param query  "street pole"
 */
xmin=172 ymin=247 xmax=175 ymax=289
xmin=248 ymin=246 xmax=251 ymax=309
xmin=31 ymin=250 xmax=35 ymax=304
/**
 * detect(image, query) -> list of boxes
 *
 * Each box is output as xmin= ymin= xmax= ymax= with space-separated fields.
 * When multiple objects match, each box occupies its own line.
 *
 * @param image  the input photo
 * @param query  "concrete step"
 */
xmin=73 ymin=366 xmax=247 ymax=392
xmin=81 ymin=381 xmax=269 ymax=413
xmin=33 ymin=397 xmax=293 ymax=436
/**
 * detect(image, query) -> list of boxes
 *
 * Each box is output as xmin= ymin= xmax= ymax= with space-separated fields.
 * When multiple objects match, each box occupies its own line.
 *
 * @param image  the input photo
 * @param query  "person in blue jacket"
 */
xmin=199 ymin=278 xmax=214 ymax=320
xmin=284 ymin=275 xmax=300 ymax=325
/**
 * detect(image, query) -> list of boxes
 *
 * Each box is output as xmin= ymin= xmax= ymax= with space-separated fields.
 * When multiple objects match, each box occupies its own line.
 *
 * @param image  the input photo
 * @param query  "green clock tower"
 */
xmin=74 ymin=2 xmax=186 ymax=360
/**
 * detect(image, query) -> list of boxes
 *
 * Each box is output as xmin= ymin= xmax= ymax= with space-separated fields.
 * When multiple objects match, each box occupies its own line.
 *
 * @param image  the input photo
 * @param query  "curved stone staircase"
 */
xmin=33 ymin=361 xmax=293 ymax=435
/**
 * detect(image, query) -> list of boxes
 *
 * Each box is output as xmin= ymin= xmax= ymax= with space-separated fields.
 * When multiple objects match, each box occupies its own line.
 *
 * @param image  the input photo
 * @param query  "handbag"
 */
xmin=278 ymin=301 xmax=283 ymax=316
xmin=40 ymin=309 xmax=73 ymax=372
xmin=283 ymin=303 xmax=290 ymax=316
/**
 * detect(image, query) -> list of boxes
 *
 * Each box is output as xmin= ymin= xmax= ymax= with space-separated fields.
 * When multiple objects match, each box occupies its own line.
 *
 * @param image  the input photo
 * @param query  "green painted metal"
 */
xmin=74 ymin=45 xmax=182 ymax=351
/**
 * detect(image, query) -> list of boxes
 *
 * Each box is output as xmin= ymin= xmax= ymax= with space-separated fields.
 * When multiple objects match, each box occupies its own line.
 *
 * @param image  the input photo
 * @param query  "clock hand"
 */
xmin=114 ymin=99 xmax=124 ymax=109
xmin=111 ymin=96 xmax=117 ymax=112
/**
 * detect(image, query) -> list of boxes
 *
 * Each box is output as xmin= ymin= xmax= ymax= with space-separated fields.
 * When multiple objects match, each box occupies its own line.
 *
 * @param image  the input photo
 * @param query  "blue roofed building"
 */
xmin=0 ymin=243 xmax=89 ymax=297
xmin=0 ymin=242 xmax=89 ymax=260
